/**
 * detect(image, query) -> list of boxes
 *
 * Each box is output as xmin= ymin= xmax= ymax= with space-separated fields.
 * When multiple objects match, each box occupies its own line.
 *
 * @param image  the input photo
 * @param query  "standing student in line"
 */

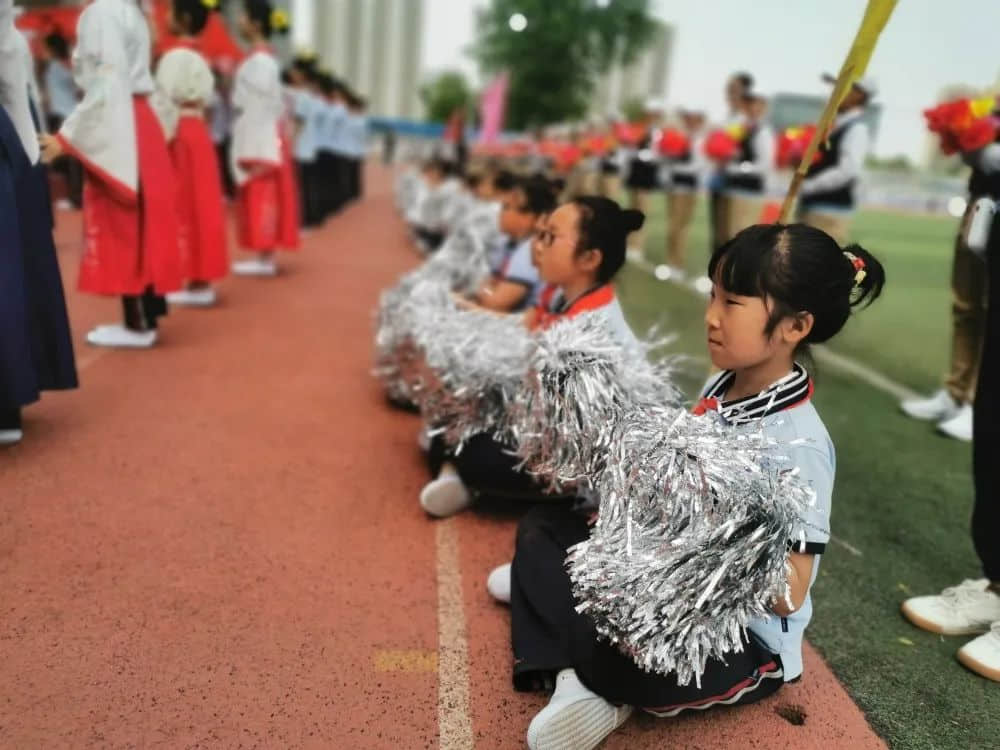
xmin=487 ymin=223 xmax=885 ymax=750
xmin=40 ymin=0 xmax=182 ymax=349
xmin=229 ymin=0 xmax=300 ymax=278
xmin=721 ymin=93 xmax=774 ymax=244
xmin=0 ymin=1 xmax=77 ymax=445
xmin=40 ymin=31 xmax=82 ymax=209
xmin=709 ymin=71 xmax=754 ymax=252
xmin=797 ymin=74 xmax=874 ymax=246
xmin=315 ymin=74 xmax=349 ymax=219
xmin=154 ymin=0 xmax=229 ymax=308
xmin=662 ymin=108 xmax=707 ymax=280
xmin=287 ymin=55 xmax=324 ymax=229
xmin=342 ymin=93 xmax=368 ymax=204
xmin=900 ymin=87 xmax=993 ymax=443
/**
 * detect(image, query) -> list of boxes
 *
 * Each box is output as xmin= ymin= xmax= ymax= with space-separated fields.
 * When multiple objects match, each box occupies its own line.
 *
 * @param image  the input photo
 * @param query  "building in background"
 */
xmin=590 ymin=20 xmax=674 ymax=119
xmin=292 ymin=0 xmax=426 ymax=119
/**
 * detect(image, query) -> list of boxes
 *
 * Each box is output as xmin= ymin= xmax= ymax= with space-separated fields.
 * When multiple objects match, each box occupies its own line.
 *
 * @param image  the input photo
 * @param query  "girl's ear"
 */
xmin=577 ymin=247 xmax=603 ymax=275
xmin=781 ymin=311 xmax=814 ymax=346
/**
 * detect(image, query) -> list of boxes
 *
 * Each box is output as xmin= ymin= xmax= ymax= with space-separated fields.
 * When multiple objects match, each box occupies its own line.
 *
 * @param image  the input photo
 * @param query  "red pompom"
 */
xmin=703 ymin=129 xmax=739 ymax=162
xmin=958 ymin=118 xmax=998 ymax=152
xmin=657 ymin=128 xmax=690 ymax=158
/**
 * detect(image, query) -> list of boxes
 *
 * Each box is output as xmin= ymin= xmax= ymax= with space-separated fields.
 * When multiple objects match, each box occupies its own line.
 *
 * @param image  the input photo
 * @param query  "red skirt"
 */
xmin=172 ymin=115 xmax=228 ymax=281
xmin=237 ymin=128 xmax=300 ymax=251
xmin=76 ymin=96 xmax=182 ymax=296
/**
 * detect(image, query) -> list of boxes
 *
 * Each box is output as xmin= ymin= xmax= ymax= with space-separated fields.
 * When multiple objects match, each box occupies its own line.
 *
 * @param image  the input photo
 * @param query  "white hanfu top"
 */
xmin=229 ymin=47 xmax=284 ymax=186
xmin=57 ymin=0 xmax=154 ymax=198
xmin=153 ymin=44 xmax=214 ymax=140
xmin=0 ymin=0 xmax=39 ymax=163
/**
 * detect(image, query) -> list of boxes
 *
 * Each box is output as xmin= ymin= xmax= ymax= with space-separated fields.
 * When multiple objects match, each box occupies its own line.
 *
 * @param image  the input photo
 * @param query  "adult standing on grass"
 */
xmin=902 ymin=187 xmax=1000 ymax=681
xmin=899 ymin=120 xmax=998 ymax=442
xmin=797 ymin=74 xmax=874 ymax=246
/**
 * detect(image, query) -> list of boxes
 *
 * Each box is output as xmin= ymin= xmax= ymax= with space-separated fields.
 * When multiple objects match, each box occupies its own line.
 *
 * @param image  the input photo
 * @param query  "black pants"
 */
xmin=122 ymin=288 xmax=167 ymax=332
xmin=709 ymin=188 xmax=723 ymax=252
xmin=0 ymin=407 xmax=20 ymax=430
xmin=413 ymin=226 xmax=445 ymax=253
xmin=973 ymin=232 xmax=999 ymax=580
xmin=215 ymin=139 xmax=235 ymax=199
xmin=427 ymin=432 xmax=568 ymax=501
xmin=348 ymin=158 xmax=362 ymax=201
xmin=297 ymin=160 xmax=323 ymax=227
xmin=511 ymin=505 xmax=784 ymax=713
xmin=316 ymin=150 xmax=346 ymax=217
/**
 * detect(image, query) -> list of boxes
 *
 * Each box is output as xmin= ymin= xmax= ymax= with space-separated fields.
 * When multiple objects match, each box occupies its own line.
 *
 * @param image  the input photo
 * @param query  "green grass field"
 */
xmin=615 ymin=200 xmax=997 ymax=750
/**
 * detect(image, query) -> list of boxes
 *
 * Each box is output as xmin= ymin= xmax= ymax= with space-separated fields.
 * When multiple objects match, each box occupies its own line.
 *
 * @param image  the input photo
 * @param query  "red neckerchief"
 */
xmin=532 ymin=284 xmax=615 ymax=331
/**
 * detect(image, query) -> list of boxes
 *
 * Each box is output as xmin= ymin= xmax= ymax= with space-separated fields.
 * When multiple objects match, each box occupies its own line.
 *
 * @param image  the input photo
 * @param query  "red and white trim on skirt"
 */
xmin=641 ymin=660 xmax=784 ymax=718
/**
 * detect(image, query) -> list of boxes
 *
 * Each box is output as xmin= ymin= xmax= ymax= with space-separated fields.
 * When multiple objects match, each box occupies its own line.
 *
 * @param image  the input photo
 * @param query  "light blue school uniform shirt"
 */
xmin=342 ymin=113 xmax=369 ymax=159
xmin=496 ymin=237 xmax=544 ymax=311
xmin=292 ymin=90 xmax=323 ymax=163
xmin=45 ymin=59 xmax=77 ymax=120
xmin=318 ymin=101 xmax=349 ymax=155
xmin=699 ymin=365 xmax=834 ymax=682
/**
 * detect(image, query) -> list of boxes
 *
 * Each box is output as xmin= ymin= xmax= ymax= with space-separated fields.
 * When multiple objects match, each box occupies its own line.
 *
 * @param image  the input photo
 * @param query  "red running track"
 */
xmin=0 ymin=166 xmax=885 ymax=749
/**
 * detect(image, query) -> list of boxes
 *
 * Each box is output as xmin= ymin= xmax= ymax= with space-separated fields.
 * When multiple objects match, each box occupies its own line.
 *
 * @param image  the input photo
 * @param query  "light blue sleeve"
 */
xmin=502 ymin=241 xmax=540 ymax=286
xmin=785 ymin=442 xmax=833 ymax=546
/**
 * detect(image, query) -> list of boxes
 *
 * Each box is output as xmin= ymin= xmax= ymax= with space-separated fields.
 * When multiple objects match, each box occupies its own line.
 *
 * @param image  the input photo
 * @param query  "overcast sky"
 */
xmin=422 ymin=0 xmax=1000 ymax=164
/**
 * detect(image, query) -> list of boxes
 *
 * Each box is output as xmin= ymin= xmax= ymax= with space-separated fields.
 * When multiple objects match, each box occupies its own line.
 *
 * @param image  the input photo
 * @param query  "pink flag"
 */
xmin=479 ymin=73 xmax=509 ymax=144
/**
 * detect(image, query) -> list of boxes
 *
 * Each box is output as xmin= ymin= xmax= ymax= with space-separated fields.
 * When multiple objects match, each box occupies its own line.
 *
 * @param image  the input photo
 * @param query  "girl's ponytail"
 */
xmin=842 ymin=244 xmax=885 ymax=309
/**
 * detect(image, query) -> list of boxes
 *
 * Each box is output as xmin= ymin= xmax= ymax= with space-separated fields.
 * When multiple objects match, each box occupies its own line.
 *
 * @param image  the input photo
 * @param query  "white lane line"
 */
xmin=625 ymin=256 xmax=920 ymax=403
xmin=830 ymin=535 xmax=864 ymax=557
xmin=75 ymin=348 xmax=108 ymax=373
xmin=436 ymin=519 xmax=474 ymax=749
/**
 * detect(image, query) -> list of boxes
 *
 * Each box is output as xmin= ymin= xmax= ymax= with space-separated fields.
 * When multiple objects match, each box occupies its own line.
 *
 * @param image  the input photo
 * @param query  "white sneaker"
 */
xmin=937 ymin=404 xmax=973 ymax=442
xmin=901 ymin=579 xmax=1000 ymax=635
xmin=166 ymin=287 xmax=217 ymax=307
xmin=419 ymin=473 xmax=473 ymax=518
xmin=232 ymin=258 xmax=278 ymax=277
xmin=86 ymin=324 xmax=157 ymax=349
xmin=957 ymin=622 xmax=1000 ymax=681
xmin=668 ymin=265 xmax=687 ymax=282
xmin=900 ymin=388 xmax=959 ymax=422
xmin=0 ymin=429 xmax=23 ymax=445
xmin=487 ymin=563 xmax=512 ymax=603
xmin=527 ymin=669 xmax=633 ymax=750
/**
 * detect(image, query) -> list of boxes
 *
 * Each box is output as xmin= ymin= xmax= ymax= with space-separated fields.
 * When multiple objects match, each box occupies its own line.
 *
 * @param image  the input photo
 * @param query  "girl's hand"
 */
xmin=39 ymin=134 xmax=64 ymax=163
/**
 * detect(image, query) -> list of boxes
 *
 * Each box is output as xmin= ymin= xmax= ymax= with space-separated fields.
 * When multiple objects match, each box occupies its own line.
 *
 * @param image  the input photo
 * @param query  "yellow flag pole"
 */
xmin=778 ymin=0 xmax=899 ymax=223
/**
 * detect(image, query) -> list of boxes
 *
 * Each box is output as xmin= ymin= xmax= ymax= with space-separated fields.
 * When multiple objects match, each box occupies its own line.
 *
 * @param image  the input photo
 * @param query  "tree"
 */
xmin=472 ymin=0 xmax=656 ymax=130
xmin=419 ymin=70 xmax=474 ymax=124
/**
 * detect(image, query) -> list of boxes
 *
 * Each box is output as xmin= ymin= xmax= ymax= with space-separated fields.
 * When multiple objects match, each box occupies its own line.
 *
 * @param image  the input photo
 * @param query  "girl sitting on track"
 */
xmin=489 ymin=223 xmax=885 ymax=750
xmin=465 ymin=175 xmax=557 ymax=313
xmin=419 ymin=196 xmax=644 ymax=518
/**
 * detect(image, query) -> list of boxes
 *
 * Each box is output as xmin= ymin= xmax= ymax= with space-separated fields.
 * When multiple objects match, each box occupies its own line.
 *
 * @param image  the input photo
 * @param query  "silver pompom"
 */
xmin=566 ymin=404 xmax=816 ymax=687
xmin=503 ymin=315 xmax=684 ymax=491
